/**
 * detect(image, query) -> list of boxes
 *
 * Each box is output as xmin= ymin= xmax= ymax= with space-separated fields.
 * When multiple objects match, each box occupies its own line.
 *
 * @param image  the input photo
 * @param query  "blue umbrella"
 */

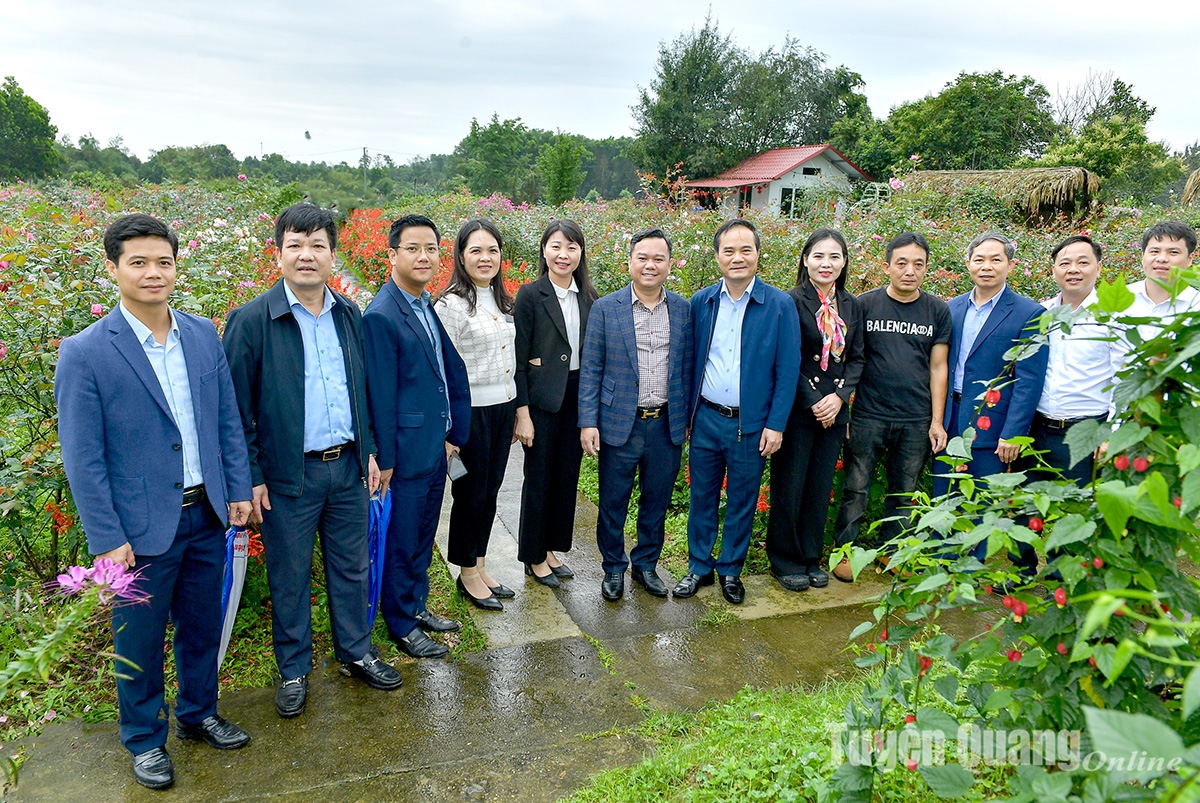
xmin=367 ymin=491 xmax=392 ymax=629
xmin=217 ymin=526 xmax=249 ymax=669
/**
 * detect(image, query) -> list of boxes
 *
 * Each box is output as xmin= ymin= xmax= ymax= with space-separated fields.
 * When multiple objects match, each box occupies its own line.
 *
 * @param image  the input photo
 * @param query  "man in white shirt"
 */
xmin=1126 ymin=220 xmax=1199 ymax=344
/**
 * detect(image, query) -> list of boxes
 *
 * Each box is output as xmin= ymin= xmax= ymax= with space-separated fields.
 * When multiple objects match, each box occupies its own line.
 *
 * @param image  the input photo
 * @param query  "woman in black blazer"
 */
xmin=766 ymin=228 xmax=865 ymax=592
xmin=513 ymin=219 xmax=597 ymax=587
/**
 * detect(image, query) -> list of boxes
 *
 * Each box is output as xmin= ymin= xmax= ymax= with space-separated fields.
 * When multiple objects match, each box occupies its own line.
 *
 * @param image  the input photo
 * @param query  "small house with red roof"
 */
xmin=687 ymin=145 xmax=872 ymax=217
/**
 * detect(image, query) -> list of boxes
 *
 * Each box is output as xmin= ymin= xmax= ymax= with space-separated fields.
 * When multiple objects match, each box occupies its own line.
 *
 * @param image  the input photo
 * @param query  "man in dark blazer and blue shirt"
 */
xmin=223 ymin=204 xmax=401 ymax=721
xmin=934 ymin=231 xmax=1048 ymax=557
xmin=675 ymin=219 xmax=801 ymax=604
xmin=56 ymin=214 xmax=253 ymax=789
xmin=579 ymin=228 xmax=693 ymax=601
xmin=363 ymin=214 xmax=471 ymax=659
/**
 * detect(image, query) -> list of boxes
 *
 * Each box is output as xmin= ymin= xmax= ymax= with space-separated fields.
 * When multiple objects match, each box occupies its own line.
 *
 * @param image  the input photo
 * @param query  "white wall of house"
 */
xmin=719 ymin=152 xmax=858 ymax=216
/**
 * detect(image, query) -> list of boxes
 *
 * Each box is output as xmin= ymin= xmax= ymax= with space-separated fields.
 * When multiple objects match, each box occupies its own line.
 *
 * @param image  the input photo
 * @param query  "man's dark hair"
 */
xmin=443 ymin=218 xmax=514 ymax=316
xmin=712 ymin=218 xmax=760 ymax=252
xmin=797 ymin=227 xmax=850 ymax=294
xmin=885 ymin=232 xmax=930 ymax=263
xmin=967 ymin=231 xmax=1015 ymax=261
xmin=388 ymin=214 xmax=441 ymax=249
xmin=1141 ymin=220 xmax=1197 ymax=255
xmin=103 ymin=214 xmax=178 ymax=264
xmin=1051 ymin=234 xmax=1102 ymax=263
xmin=275 ymin=203 xmax=338 ymax=251
xmin=629 ymin=227 xmax=673 ymax=258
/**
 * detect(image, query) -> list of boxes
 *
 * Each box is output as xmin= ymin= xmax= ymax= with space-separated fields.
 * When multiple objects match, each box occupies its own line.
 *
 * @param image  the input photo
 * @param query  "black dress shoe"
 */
xmin=807 ymin=568 xmax=829 ymax=588
xmin=132 ymin=746 xmax=174 ymax=789
xmin=176 ymin=714 xmax=251 ymax=749
xmin=632 ymin=569 xmax=668 ymax=597
xmin=770 ymin=569 xmax=809 ymax=592
xmin=457 ymin=576 xmax=503 ymax=611
xmin=601 ymin=571 xmax=625 ymax=601
xmin=549 ymin=562 xmax=574 ymax=579
xmin=488 ymin=583 xmax=516 ymax=599
xmin=672 ymin=571 xmax=715 ymax=598
xmin=416 ymin=609 xmax=462 ymax=632
xmin=394 ymin=627 xmax=449 ymax=659
xmin=525 ymin=563 xmax=561 ymax=588
xmin=721 ymin=575 xmax=746 ymax=604
xmin=341 ymin=647 xmax=403 ymax=690
xmin=275 ymin=676 xmax=307 ymax=718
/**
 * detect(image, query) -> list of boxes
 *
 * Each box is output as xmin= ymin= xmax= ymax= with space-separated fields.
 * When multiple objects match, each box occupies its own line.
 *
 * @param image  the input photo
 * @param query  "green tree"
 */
xmin=0 ymin=77 xmax=62 ymax=181
xmin=887 ymin=71 xmax=1056 ymax=170
xmin=1036 ymin=114 xmax=1184 ymax=203
xmin=536 ymin=134 xmax=591 ymax=205
xmin=140 ymin=144 xmax=240 ymax=183
xmin=449 ymin=114 xmax=548 ymax=202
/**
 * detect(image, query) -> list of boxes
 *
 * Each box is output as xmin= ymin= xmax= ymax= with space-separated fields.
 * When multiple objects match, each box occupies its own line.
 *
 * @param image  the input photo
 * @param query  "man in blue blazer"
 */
xmin=674 ymin=219 xmax=801 ymax=604
xmin=55 ymin=214 xmax=253 ymax=789
xmin=934 ymin=231 xmax=1049 ymax=556
xmin=364 ymin=214 xmax=471 ymax=659
xmin=579 ymin=228 xmax=693 ymax=601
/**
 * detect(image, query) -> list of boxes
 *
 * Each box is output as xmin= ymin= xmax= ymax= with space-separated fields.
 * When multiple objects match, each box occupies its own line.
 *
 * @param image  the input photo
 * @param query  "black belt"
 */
xmin=952 ymin=392 xmax=962 ymax=403
xmin=305 ymin=442 xmax=352 ymax=461
xmin=181 ymin=485 xmax=206 ymax=508
xmin=1035 ymin=412 xmax=1105 ymax=431
xmin=702 ymin=398 xmax=739 ymax=418
xmin=637 ymin=404 xmax=667 ymax=419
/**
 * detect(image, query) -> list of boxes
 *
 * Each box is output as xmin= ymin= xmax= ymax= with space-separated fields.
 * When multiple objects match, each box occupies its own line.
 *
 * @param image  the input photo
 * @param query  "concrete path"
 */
xmin=10 ymin=449 xmax=898 ymax=802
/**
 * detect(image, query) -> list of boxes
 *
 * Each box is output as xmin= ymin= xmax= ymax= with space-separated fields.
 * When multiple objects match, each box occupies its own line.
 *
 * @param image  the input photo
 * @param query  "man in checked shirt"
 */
xmin=578 ymin=228 xmax=693 ymax=602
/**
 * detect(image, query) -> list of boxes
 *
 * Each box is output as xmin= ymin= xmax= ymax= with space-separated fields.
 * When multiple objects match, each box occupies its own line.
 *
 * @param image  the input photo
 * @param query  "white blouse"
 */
xmin=435 ymin=286 xmax=517 ymax=407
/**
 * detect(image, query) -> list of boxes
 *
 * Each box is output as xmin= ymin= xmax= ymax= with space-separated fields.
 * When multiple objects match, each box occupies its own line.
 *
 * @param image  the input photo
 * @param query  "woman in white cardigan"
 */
xmin=435 ymin=219 xmax=518 ymax=611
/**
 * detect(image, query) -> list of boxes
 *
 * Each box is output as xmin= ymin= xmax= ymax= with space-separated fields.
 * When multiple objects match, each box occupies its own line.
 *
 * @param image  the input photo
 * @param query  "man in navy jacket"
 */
xmin=934 ymin=231 xmax=1048 ymax=558
xmin=363 ymin=214 xmax=471 ymax=659
xmin=56 ymin=214 xmax=253 ymax=789
xmin=674 ymin=219 xmax=801 ymax=604
xmin=579 ymin=228 xmax=693 ymax=601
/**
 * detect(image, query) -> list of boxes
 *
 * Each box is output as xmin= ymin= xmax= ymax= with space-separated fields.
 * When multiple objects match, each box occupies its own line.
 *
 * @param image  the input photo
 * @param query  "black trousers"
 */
xmin=448 ymin=400 xmax=517 ymax=567
xmin=834 ymin=416 xmax=932 ymax=547
xmin=518 ymin=371 xmax=582 ymax=563
xmin=260 ymin=449 xmax=371 ymax=679
xmin=765 ymin=417 xmax=845 ymax=575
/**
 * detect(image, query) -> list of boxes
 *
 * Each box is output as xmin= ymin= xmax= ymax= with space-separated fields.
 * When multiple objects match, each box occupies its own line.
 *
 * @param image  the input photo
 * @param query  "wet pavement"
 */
xmin=10 ymin=449 xmax=965 ymax=802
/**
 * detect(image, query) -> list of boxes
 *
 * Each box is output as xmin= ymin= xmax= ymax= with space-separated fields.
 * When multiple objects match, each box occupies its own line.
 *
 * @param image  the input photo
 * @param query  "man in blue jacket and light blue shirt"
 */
xmin=674 ymin=219 xmax=801 ymax=604
xmin=579 ymin=228 xmax=693 ymax=601
xmin=56 ymin=214 xmax=254 ymax=789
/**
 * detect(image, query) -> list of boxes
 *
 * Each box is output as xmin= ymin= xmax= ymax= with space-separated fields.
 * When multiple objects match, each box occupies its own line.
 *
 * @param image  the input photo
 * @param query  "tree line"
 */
xmin=2 ymin=15 xmax=1197 ymax=208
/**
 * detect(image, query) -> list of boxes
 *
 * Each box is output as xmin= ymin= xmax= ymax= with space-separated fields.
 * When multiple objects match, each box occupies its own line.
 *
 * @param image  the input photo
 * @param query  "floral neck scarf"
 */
xmin=815 ymin=286 xmax=846 ymax=371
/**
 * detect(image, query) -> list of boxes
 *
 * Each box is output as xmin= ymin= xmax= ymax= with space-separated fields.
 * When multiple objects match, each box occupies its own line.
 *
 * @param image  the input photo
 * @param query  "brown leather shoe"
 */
xmin=833 ymin=558 xmax=854 ymax=583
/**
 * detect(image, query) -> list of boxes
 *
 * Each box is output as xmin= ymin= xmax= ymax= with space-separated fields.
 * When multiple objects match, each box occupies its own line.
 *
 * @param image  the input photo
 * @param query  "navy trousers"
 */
xmin=112 ymin=502 xmax=224 ymax=755
xmin=382 ymin=455 xmax=446 ymax=639
xmin=932 ymin=397 xmax=1011 ymax=560
xmin=596 ymin=412 xmax=682 ymax=574
xmin=260 ymin=450 xmax=371 ymax=679
xmin=686 ymin=403 xmax=767 ymax=577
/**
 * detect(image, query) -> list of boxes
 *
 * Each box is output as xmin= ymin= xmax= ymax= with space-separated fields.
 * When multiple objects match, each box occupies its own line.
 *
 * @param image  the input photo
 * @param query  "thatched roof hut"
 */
xmin=1182 ymin=168 xmax=1200 ymax=206
xmin=899 ymin=167 xmax=1100 ymax=216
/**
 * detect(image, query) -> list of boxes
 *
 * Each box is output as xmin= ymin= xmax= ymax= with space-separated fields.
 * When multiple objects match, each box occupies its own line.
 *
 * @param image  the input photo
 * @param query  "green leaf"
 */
xmin=854 ymin=652 xmax=884 ymax=668
xmin=1183 ymin=471 xmax=1200 ymax=515
xmin=1080 ymin=596 xmax=1127 ymax=641
xmin=984 ymin=689 xmax=1013 ymax=712
xmin=831 ymin=760 xmax=873 ymax=792
xmin=1030 ymin=770 xmax=1073 ymax=802
xmin=1181 ymin=406 xmax=1200 ymax=445
xmin=1106 ymin=422 xmax=1151 ymax=456
xmin=916 ymin=706 xmax=961 ymax=738
xmin=848 ymin=547 xmax=878 ymax=579
xmin=1095 ymin=481 xmax=1139 ymax=535
xmin=1096 ymin=277 xmax=1135 ymax=314
xmin=1104 ymin=639 xmax=1138 ymax=686
xmin=916 ymin=509 xmax=956 ymax=535
xmin=918 ymin=763 xmax=975 ymax=798
xmin=1178 ymin=443 xmax=1200 ymax=476
xmin=1183 ymin=664 xmax=1200 ymax=720
xmin=848 ymin=620 xmax=874 ymax=641
xmin=913 ymin=573 xmax=951 ymax=594
xmin=1044 ymin=513 xmax=1097 ymax=551
xmin=946 ymin=432 xmax=973 ymax=460
xmin=1084 ymin=706 xmax=1185 ymax=783
xmin=934 ymin=675 xmax=959 ymax=704
xmin=1066 ymin=418 xmax=1110 ymax=469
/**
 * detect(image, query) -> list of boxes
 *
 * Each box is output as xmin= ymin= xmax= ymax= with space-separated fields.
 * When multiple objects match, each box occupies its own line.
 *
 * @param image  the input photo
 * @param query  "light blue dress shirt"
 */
xmin=397 ymin=285 xmax=451 ymax=431
xmin=119 ymin=303 xmax=204 ymax=488
xmin=701 ymin=277 xmax=756 ymax=407
xmin=953 ymin=285 xmax=1004 ymax=393
xmin=284 ymin=282 xmax=355 ymax=452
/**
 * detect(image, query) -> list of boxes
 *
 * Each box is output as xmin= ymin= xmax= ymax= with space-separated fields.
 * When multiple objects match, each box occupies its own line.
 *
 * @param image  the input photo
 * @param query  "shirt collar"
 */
xmin=969 ymin=284 xmax=1005 ymax=310
xmin=395 ymin=283 xmax=431 ymax=308
xmin=718 ymin=276 xmax=756 ymax=303
xmin=631 ymin=284 xmax=665 ymax=308
xmin=1132 ymin=278 xmax=1200 ymax=306
xmin=119 ymin=302 xmax=178 ymax=346
xmin=552 ymin=278 xmax=579 ymax=300
xmin=283 ymin=281 xmax=335 ymax=316
xmin=1046 ymin=287 xmax=1099 ymax=311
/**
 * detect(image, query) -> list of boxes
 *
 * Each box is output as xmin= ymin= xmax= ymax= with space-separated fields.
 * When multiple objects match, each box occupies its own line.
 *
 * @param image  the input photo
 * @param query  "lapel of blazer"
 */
xmin=107 ymin=309 xmax=175 ymax=423
xmin=969 ymin=287 xmax=1016 ymax=360
xmin=385 ymin=280 xmax=440 ymax=375
xmin=618 ymin=286 xmax=638 ymax=373
xmin=538 ymin=275 xmax=570 ymax=344
xmin=949 ymin=293 xmax=968 ymax=367
xmin=666 ymin=292 xmax=685 ymax=365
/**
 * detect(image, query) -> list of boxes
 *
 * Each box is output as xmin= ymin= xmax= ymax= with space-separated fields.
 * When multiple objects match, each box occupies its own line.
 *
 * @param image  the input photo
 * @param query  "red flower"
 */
xmin=1028 ymin=517 xmax=1044 ymax=532
xmin=918 ymin=655 xmax=932 ymax=675
xmin=1012 ymin=600 xmax=1028 ymax=617
xmin=1093 ymin=556 xmax=1104 ymax=569
xmin=976 ymin=415 xmax=991 ymax=431
xmin=1088 ymin=656 xmax=1097 ymax=668
xmin=879 ymin=629 xmax=888 ymax=642
xmin=1133 ymin=457 xmax=1149 ymax=472
xmin=955 ymin=464 xmax=968 ymax=473
xmin=1007 ymin=649 xmax=1022 ymax=662
xmin=1113 ymin=454 xmax=1130 ymax=470
xmin=905 ymin=713 xmax=916 ymax=724
xmin=835 ymin=459 xmax=844 ymax=471
xmin=906 ymin=758 xmax=918 ymax=771
xmin=1002 ymin=595 xmax=1015 ymax=609
xmin=1174 ymin=497 xmax=1183 ymax=509
xmin=756 ymin=491 xmax=770 ymax=513
xmin=1057 ymin=642 xmax=1068 ymax=655
xmin=983 ymin=584 xmax=994 ymax=594
xmin=985 ymin=388 xmax=1001 ymax=406
xmin=1054 ymin=587 xmax=1067 ymax=608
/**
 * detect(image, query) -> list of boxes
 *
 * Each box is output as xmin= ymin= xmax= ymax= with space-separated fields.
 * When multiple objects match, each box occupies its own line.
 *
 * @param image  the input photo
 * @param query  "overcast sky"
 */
xmin=4 ymin=0 xmax=1197 ymax=165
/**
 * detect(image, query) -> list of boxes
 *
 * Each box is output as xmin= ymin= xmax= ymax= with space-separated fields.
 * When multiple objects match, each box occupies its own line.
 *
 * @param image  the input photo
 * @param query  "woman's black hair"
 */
xmin=442 ymin=218 xmax=514 ymax=315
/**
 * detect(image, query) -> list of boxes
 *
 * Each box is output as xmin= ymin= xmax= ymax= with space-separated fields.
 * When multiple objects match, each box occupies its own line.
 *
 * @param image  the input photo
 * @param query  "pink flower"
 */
xmin=90 ymin=304 xmax=104 ymax=316
xmin=42 ymin=710 xmax=56 ymax=722
xmin=237 ymin=174 xmax=247 ymax=181
xmin=56 ymin=565 xmax=91 ymax=594
xmin=889 ymin=177 xmax=905 ymax=191
xmin=0 ymin=342 xmax=7 ymax=361
xmin=909 ymin=154 xmax=920 ymax=162
xmin=188 ymin=239 xmax=198 ymax=249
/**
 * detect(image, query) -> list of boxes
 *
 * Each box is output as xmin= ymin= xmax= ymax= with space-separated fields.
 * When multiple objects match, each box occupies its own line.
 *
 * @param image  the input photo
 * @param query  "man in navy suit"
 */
xmin=363 ymin=214 xmax=471 ymax=659
xmin=935 ymin=231 xmax=1048 ymax=557
xmin=55 ymin=214 xmax=253 ymax=789
xmin=579 ymin=228 xmax=693 ymax=601
xmin=674 ymin=219 xmax=801 ymax=604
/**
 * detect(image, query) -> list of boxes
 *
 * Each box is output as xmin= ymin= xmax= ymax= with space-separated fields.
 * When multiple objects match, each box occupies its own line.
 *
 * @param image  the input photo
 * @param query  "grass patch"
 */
xmin=583 ymin=633 xmax=618 ymax=675
xmin=693 ymin=604 xmax=739 ymax=629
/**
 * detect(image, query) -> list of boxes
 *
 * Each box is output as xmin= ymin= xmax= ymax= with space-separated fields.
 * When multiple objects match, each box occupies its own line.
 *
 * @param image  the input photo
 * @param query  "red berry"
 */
xmin=1057 ymin=642 xmax=1068 ymax=655
xmin=977 ymin=415 xmax=992 ymax=431
xmin=1113 ymin=454 xmax=1130 ymax=470
xmin=1088 ymin=656 xmax=1097 ymax=668
xmin=1007 ymin=649 xmax=1022 ymax=662
xmin=984 ymin=584 xmax=994 ymax=594
xmin=1093 ymin=557 xmax=1104 ymax=569
xmin=879 ymin=629 xmax=888 ymax=642
xmin=1028 ymin=517 xmax=1044 ymax=532
xmin=1002 ymin=595 xmax=1015 ymax=609
xmin=1173 ymin=497 xmax=1183 ymax=509
xmin=985 ymin=388 xmax=1001 ymax=406
xmin=1162 ymin=602 xmax=1170 ymax=613
xmin=1133 ymin=457 xmax=1149 ymax=472
xmin=1054 ymin=588 xmax=1067 ymax=608
xmin=1013 ymin=600 xmax=1028 ymax=617
xmin=918 ymin=655 xmax=933 ymax=673
xmin=905 ymin=713 xmax=916 ymax=724
xmin=866 ymin=642 xmax=877 ymax=652
xmin=906 ymin=758 xmax=918 ymax=771
xmin=955 ymin=464 xmax=968 ymax=473
xmin=1114 ymin=606 xmax=1125 ymax=616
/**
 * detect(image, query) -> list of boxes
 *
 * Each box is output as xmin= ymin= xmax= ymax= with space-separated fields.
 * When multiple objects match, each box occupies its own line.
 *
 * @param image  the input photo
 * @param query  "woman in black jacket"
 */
xmin=766 ymin=228 xmax=864 ymax=592
xmin=512 ymin=219 xmax=597 ymax=587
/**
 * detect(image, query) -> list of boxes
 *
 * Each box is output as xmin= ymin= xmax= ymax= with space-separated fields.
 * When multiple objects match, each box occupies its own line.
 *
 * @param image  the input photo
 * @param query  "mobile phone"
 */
xmin=447 ymin=452 xmax=468 ymax=481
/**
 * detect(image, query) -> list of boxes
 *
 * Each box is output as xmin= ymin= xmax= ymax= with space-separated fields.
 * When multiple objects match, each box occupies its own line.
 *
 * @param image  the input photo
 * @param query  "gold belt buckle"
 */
xmin=321 ymin=445 xmax=342 ymax=461
xmin=641 ymin=407 xmax=661 ymax=419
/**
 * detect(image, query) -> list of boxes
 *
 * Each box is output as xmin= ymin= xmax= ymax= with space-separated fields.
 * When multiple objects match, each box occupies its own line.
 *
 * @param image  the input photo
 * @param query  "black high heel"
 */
xmin=457 ymin=576 xmax=503 ymax=611
xmin=524 ymin=563 xmax=561 ymax=588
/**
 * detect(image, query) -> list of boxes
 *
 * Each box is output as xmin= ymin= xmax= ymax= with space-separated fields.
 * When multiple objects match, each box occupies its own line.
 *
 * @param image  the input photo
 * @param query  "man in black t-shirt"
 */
xmin=832 ymin=233 xmax=952 ymax=581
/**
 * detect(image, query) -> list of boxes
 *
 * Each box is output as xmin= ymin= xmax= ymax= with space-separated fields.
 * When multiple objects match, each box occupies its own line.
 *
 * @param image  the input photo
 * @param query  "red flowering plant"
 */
xmin=829 ymin=270 xmax=1200 ymax=801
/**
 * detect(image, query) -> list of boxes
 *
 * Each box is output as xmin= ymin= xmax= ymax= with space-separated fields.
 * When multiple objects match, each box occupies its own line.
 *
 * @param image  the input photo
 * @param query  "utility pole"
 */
xmin=363 ymin=147 xmax=369 ymax=197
